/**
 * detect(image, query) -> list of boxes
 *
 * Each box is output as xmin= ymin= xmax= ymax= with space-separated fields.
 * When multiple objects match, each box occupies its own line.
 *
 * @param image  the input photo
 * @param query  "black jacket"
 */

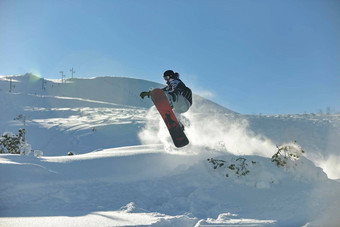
xmin=162 ymin=78 xmax=192 ymax=105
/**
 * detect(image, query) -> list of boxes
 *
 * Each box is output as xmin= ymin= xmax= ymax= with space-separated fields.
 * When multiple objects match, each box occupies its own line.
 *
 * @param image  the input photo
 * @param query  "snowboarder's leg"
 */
xmin=167 ymin=93 xmax=191 ymax=131
xmin=164 ymin=92 xmax=175 ymax=109
xmin=164 ymin=91 xmax=191 ymax=130
xmin=172 ymin=94 xmax=191 ymax=114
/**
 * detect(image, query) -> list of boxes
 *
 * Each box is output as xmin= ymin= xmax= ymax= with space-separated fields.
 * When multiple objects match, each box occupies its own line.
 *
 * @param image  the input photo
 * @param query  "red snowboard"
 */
xmin=150 ymin=88 xmax=189 ymax=148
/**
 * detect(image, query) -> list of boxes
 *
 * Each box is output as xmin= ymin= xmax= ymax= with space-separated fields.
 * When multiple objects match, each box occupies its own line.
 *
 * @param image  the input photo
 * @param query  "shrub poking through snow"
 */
xmin=208 ymin=141 xmax=314 ymax=186
xmin=272 ymin=141 xmax=305 ymax=167
xmin=0 ymin=129 xmax=32 ymax=155
xmin=208 ymin=157 xmax=256 ymax=178
xmin=207 ymin=158 xmax=226 ymax=169
xmin=226 ymin=157 xmax=253 ymax=177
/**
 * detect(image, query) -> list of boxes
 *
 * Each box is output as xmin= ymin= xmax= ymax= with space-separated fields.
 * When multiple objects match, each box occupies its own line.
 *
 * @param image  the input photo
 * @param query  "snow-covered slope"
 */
xmin=0 ymin=74 xmax=339 ymax=226
xmin=0 ymin=74 xmax=237 ymax=154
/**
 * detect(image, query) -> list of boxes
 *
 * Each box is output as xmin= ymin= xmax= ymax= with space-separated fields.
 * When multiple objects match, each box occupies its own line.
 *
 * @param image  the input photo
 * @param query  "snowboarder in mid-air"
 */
xmin=140 ymin=70 xmax=192 ymax=147
xmin=140 ymin=70 xmax=192 ymax=129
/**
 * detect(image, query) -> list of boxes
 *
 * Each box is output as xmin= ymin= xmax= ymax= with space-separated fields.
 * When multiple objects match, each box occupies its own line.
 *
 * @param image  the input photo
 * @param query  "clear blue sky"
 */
xmin=1 ymin=0 xmax=339 ymax=114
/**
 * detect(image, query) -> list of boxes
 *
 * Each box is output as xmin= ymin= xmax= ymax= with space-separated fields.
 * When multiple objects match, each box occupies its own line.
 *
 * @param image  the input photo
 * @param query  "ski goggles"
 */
xmin=163 ymin=75 xmax=170 ymax=80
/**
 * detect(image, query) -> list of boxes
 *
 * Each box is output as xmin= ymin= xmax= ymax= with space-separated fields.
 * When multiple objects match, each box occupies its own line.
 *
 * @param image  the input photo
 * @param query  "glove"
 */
xmin=140 ymin=91 xmax=151 ymax=99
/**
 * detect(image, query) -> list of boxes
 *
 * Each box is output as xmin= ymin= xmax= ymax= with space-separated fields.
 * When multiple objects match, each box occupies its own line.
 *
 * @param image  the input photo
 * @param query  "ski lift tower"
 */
xmin=60 ymin=71 xmax=66 ymax=84
xmin=70 ymin=67 xmax=75 ymax=80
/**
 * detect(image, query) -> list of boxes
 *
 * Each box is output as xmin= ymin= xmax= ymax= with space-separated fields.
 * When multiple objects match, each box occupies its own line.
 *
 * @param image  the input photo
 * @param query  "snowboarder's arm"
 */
xmin=168 ymin=79 xmax=181 ymax=93
xmin=162 ymin=81 xmax=171 ymax=91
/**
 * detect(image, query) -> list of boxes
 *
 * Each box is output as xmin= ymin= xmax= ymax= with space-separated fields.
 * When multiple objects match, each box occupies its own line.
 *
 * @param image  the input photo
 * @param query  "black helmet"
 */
xmin=163 ymin=70 xmax=179 ymax=80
